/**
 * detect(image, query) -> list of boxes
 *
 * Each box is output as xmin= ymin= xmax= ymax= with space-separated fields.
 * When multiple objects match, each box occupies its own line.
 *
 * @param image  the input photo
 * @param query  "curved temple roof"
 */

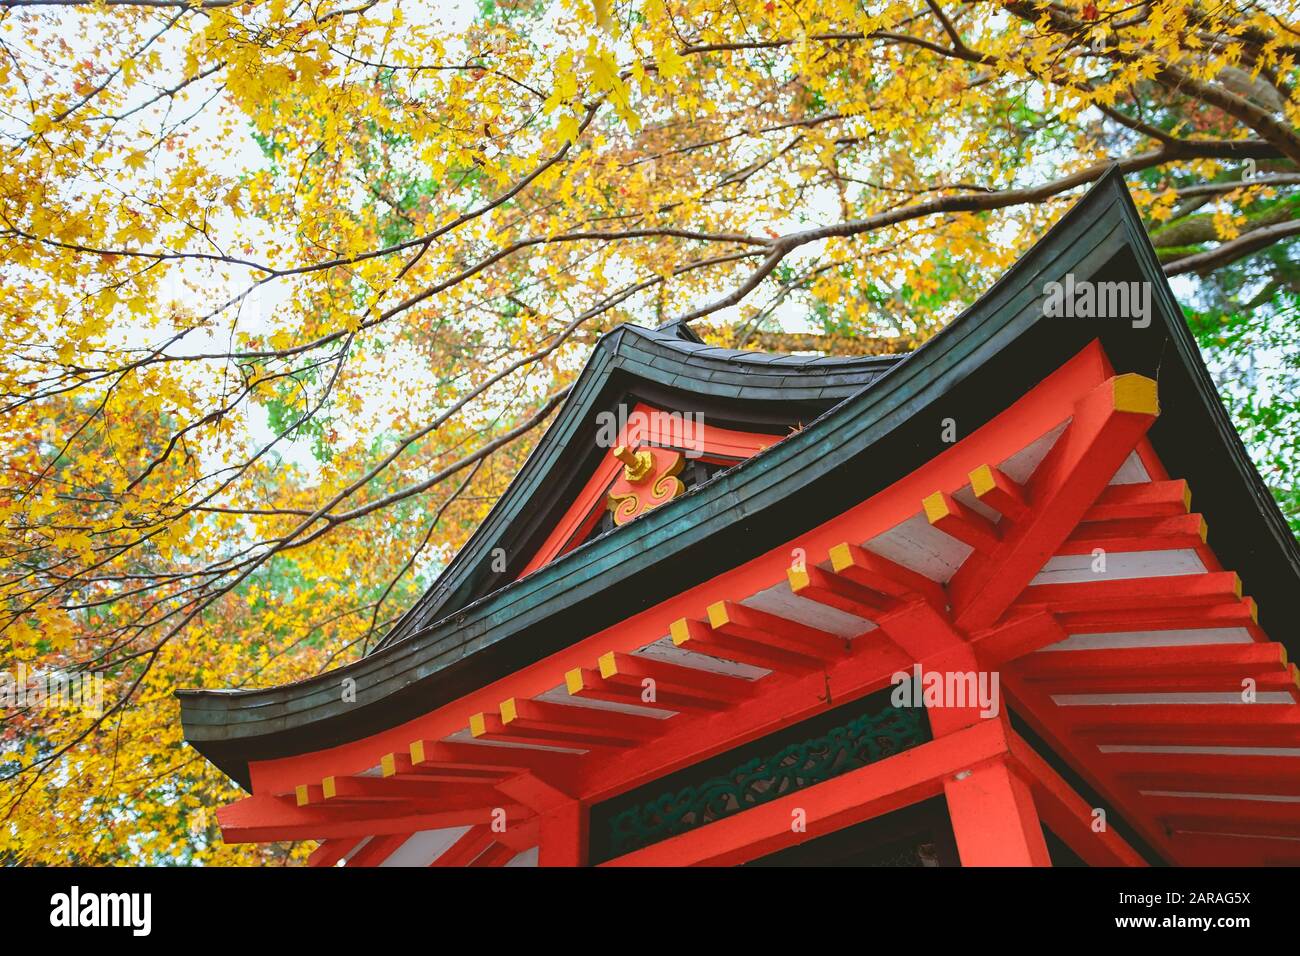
xmin=375 ymin=316 xmax=904 ymax=651
xmin=178 ymin=169 xmax=1300 ymax=790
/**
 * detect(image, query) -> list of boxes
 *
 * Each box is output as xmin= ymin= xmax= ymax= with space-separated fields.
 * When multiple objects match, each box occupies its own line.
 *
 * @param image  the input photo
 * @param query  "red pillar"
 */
xmin=944 ymin=757 xmax=1051 ymax=866
xmin=915 ymin=641 xmax=1048 ymax=866
xmin=537 ymin=800 xmax=587 ymax=867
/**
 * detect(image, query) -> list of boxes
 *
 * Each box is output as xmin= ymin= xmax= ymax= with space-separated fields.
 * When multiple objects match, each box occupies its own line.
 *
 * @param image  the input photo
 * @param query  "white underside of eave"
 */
xmin=1039 ymin=627 xmax=1253 ymax=651
xmin=633 ymin=638 xmax=769 ymax=679
xmin=1052 ymin=692 xmax=1294 ymax=705
xmin=1110 ymin=450 xmax=1151 ymax=485
xmin=866 ymin=513 xmax=972 ymax=584
xmin=1139 ymin=789 xmax=1300 ymax=804
xmin=1031 ymin=549 xmax=1206 ymax=585
xmin=381 ymin=827 xmax=471 ymax=867
xmin=742 ymin=580 xmax=875 ymax=637
xmin=1098 ymin=744 xmax=1300 ymax=757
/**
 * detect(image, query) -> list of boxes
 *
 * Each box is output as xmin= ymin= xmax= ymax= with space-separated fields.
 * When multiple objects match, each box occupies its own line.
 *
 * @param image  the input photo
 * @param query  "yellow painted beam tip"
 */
xmin=787 ymin=565 xmax=810 ymax=592
xmin=1232 ymin=573 xmax=1243 ymax=599
xmin=322 ymin=776 xmax=336 ymax=800
xmin=469 ymin=713 xmax=487 ymax=737
xmin=565 ymin=668 xmax=585 ymax=694
xmin=409 ymin=740 xmax=425 ymax=764
xmin=1112 ymin=373 xmax=1159 ymax=416
xmin=499 ymin=698 xmax=518 ymax=723
xmin=598 ymin=651 xmax=618 ymax=679
xmin=669 ymin=618 xmax=691 ymax=645
xmin=295 ymin=784 xmax=309 ymax=806
xmin=1197 ymin=516 xmax=1208 ymax=543
xmin=922 ymin=490 xmax=950 ymax=524
xmin=706 ymin=601 xmax=729 ymax=628
xmin=1246 ymin=596 xmax=1259 ymax=624
xmin=381 ymin=753 xmax=397 ymax=777
xmin=828 ymin=542 xmax=852 ymax=572
xmin=1182 ymin=482 xmax=1193 ymax=512
xmin=969 ymin=464 xmax=995 ymax=497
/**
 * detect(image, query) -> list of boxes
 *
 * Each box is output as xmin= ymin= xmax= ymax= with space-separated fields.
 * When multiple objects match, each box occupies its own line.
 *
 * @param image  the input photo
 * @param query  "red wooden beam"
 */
xmin=321 ymin=774 xmax=478 ymax=803
xmin=495 ymin=771 xmax=575 ymax=812
xmin=537 ymin=801 xmax=587 ymax=867
xmin=306 ymin=838 xmax=361 ymax=867
xmin=918 ymin=642 xmax=992 ymax=737
xmin=409 ymin=739 xmax=580 ymax=781
xmin=500 ymin=696 xmax=667 ymax=744
xmin=670 ymin=616 xmax=822 ymax=674
xmin=469 ymin=710 xmax=638 ymax=751
xmin=949 ymin=373 xmax=1161 ymax=632
xmin=381 ymin=751 xmax=510 ymax=784
xmin=923 ymin=490 xmax=1001 ymax=553
xmin=1169 ymin=831 xmax=1300 ymax=867
xmin=601 ymin=718 xmax=1013 ymax=867
xmin=1023 ymin=672 xmax=1298 ymax=696
xmin=943 ymin=757 xmax=1051 ymax=866
xmin=596 ymin=651 xmax=757 ymax=705
xmin=218 ymin=793 xmax=531 ymax=843
xmin=1055 ymin=596 xmax=1261 ymax=634
xmin=1101 ymin=750 xmax=1300 ymax=790
xmin=1159 ymin=813 xmax=1300 ymax=839
xmin=1058 ymin=512 xmax=1208 ymax=555
xmin=579 ymin=635 xmax=912 ymax=801
xmin=828 ymin=542 xmax=947 ymax=610
xmin=565 ymin=665 xmax=732 ymax=714
xmin=787 ymin=564 xmax=896 ymax=618
xmin=871 ymin=597 xmax=965 ymax=662
xmin=494 ymin=817 xmax=541 ymax=853
xmin=430 ymin=825 xmax=496 ymax=867
xmin=1175 ymin=836 xmax=1300 ymax=869
xmin=347 ymin=832 xmax=410 ymax=867
xmin=469 ymin=842 xmax=519 ymax=867
xmin=790 ymin=563 xmax=969 ymax=666
xmin=1068 ymin=703 xmax=1300 ymax=748
xmin=706 ymin=600 xmax=852 ymax=660
xmin=1016 ymin=571 xmax=1242 ymax=615
xmin=1013 ymin=642 xmax=1286 ymax=680
xmin=969 ymin=464 xmax=1030 ymax=523
xmin=1012 ymin=641 xmax=1296 ymax=695
xmin=998 ymin=677 xmax=1187 ymax=862
xmin=1118 ymin=769 xmax=1300 ymax=798
xmin=1145 ymin=795 xmax=1300 ymax=835
xmin=969 ymin=610 xmax=1069 ymax=664
xmin=804 ymin=542 xmax=968 ymax=666
xmin=1083 ymin=479 xmax=1191 ymax=522
xmin=1007 ymin=733 xmax=1145 ymax=866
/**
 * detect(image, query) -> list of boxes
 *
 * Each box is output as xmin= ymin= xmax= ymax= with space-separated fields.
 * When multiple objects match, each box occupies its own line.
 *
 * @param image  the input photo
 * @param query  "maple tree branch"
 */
xmin=1163 ymin=218 xmax=1300 ymax=276
xmin=677 ymin=145 xmax=1249 ymax=325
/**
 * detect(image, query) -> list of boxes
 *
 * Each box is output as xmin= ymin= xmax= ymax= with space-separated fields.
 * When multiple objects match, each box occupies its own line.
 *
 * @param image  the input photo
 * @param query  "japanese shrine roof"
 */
xmin=372 ymin=319 xmax=904 ymax=652
xmin=177 ymin=168 xmax=1300 ymax=790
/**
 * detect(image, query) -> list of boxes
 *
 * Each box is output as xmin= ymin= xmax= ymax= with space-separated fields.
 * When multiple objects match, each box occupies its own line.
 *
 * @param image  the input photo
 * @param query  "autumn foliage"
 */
xmin=1 ymin=0 xmax=1297 ymax=863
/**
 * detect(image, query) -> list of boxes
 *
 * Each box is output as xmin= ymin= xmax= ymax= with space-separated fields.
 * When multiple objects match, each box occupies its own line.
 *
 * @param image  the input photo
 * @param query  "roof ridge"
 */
xmin=651 ymin=317 xmax=705 ymax=344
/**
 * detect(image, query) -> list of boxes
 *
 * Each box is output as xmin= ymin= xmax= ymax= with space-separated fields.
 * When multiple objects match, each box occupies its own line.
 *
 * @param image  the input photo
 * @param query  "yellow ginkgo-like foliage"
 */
xmin=1 ymin=0 xmax=1296 ymax=863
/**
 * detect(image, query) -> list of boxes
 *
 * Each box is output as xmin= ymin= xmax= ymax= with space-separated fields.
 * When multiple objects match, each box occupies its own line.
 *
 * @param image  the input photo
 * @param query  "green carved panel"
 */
xmin=605 ymin=700 xmax=928 ymax=859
